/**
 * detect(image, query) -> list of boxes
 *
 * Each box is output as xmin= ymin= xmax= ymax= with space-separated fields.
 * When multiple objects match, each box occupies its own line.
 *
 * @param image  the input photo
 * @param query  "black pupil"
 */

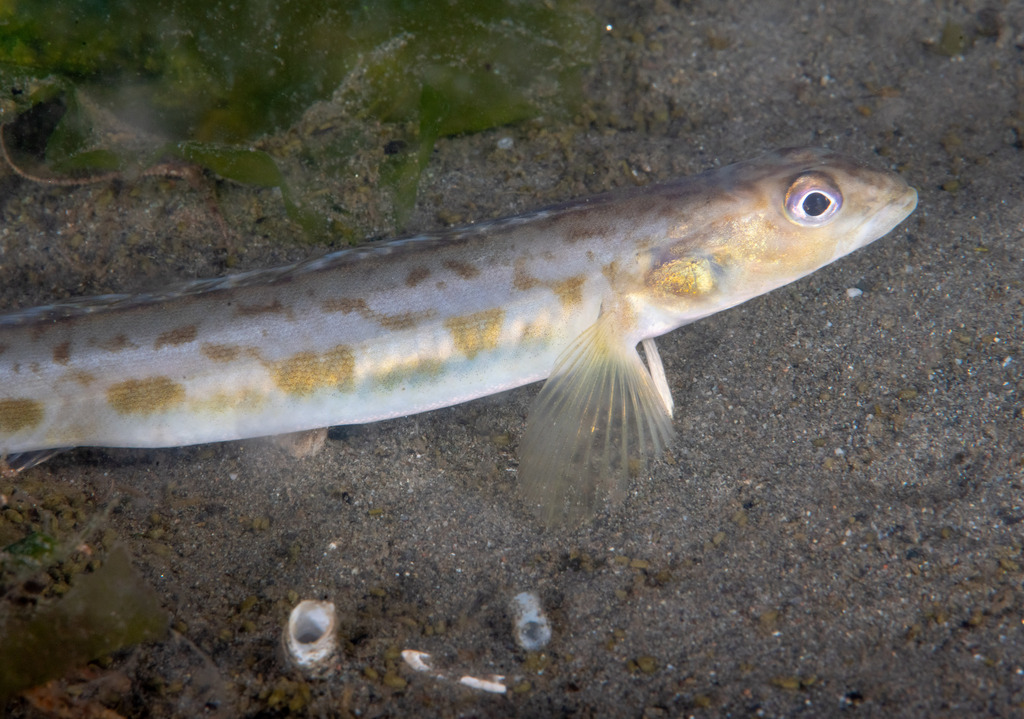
xmin=802 ymin=192 xmax=831 ymax=217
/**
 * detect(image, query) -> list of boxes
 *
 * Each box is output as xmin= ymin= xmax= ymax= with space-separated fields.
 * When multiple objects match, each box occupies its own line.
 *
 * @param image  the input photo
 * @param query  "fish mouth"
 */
xmin=873 ymin=183 xmax=918 ymax=237
xmin=833 ymin=182 xmax=918 ymax=263
xmin=898 ymin=185 xmax=919 ymax=217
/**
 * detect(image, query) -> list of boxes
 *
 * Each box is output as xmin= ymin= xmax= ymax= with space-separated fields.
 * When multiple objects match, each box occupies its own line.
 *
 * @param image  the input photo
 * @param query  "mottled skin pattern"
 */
xmin=0 ymin=149 xmax=916 ymax=497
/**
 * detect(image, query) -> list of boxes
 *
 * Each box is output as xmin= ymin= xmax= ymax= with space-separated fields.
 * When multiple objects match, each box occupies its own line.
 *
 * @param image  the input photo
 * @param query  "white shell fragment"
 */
xmin=401 ymin=649 xmax=507 ymax=694
xmin=458 ymin=675 xmax=508 ymax=694
xmin=401 ymin=649 xmax=437 ymax=675
xmin=510 ymin=591 xmax=551 ymax=651
xmin=283 ymin=600 xmax=337 ymax=676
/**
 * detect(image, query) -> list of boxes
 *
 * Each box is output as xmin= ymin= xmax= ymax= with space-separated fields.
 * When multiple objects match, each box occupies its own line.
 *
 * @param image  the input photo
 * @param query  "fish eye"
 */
xmin=784 ymin=173 xmax=842 ymax=226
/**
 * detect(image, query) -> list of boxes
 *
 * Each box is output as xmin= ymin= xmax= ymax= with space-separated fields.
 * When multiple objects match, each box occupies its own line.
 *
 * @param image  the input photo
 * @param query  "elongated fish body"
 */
xmin=1 ymin=148 xmax=917 ymax=522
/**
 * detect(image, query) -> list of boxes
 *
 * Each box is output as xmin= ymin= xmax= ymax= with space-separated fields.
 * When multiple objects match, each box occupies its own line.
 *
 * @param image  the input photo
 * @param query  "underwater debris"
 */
xmin=400 ymin=650 xmax=507 ymax=695
xmin=510 ymin=591 xmax=551 ymax=651
xmin=282 ymin=600 xmax=337 ymax=677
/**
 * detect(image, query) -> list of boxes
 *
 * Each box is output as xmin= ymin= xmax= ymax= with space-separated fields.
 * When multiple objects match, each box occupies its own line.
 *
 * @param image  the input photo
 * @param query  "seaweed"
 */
xmin=0 ymin=0 xmax=597 ymax=233
xmin=0 ymin=545 xmax=168 ymax=700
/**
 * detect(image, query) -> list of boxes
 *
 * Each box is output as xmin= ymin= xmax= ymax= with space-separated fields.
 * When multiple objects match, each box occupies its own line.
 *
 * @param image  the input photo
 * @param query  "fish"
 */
xmin=0 ymin=147 xmax=917 ymax=523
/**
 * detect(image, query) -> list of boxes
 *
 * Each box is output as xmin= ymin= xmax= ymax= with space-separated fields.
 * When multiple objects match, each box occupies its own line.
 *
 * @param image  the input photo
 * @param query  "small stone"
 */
xmin=771 ymin=675 xmax=801 ymax=690
xmin=635 ymin=655 xmax=658 ymax=674
xmin=382 ymin=673 xmax=407 ymax=690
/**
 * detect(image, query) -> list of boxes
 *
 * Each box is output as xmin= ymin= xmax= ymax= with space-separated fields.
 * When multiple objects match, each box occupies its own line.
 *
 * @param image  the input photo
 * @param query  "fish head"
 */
xmin=759 ymin=146 xmax=919 ymax=265
xmin=643 ymin=147 xmax=917 ymax=326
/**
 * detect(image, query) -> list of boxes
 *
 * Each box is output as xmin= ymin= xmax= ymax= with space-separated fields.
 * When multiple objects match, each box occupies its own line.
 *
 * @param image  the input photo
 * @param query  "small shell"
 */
xmin=283 ymin=600 xmax=337 ymax=676
xmin=510 ymin=591 xmax=551 ymax=651
xmin=458 ymin=675 xmax=507 ymax=694
xmin=400 ymin=650 xmax=507 ymax=694
xmin=401 ymin=649 xmax=437 ymax=675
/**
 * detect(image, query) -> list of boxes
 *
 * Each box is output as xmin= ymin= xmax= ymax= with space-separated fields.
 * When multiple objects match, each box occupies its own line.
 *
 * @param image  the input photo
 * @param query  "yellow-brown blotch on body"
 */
xmin=107 ymin=377 xmax=186 ymax=416
xmin=0 ymin=398 xmax=45 ymax=432
xmin=446 ymin=309 xmax=505 ymax=359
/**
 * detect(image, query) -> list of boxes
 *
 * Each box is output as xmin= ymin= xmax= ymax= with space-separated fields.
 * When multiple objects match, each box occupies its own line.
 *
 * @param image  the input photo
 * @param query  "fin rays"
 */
xmin=519 ymin=318 xmax=674 ymax=526
xmin=2 ymin=448 xmax=69 ymax=475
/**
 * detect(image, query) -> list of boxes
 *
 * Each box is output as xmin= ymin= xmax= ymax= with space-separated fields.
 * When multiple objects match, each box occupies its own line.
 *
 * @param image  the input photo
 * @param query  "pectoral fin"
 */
xmin=518 ymin=317 xmax=675 ymax=526
xmin=642 ymin=337 xmax=673 ymax=418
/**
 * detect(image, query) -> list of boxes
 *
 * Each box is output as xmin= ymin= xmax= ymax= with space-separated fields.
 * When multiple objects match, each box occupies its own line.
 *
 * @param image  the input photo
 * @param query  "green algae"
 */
xmin=0 ymin=545 xmax=168 ymax=699
xmin=0 ymin=1 xmax=597 ymax=233
xmin=2 ymin=531 xmax=58 ymax=568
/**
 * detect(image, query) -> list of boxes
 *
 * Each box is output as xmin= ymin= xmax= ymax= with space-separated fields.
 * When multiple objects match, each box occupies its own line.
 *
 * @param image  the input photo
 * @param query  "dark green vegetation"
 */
xmin=0 ymin=0 xmax=597 ymax=231
xmin=0 ymin=545 xmax=168 ymax=699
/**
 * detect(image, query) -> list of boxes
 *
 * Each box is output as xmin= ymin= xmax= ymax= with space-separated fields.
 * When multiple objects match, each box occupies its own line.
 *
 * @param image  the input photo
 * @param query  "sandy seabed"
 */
xmin=2 ymin=2 xmax=1023 ymax=717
